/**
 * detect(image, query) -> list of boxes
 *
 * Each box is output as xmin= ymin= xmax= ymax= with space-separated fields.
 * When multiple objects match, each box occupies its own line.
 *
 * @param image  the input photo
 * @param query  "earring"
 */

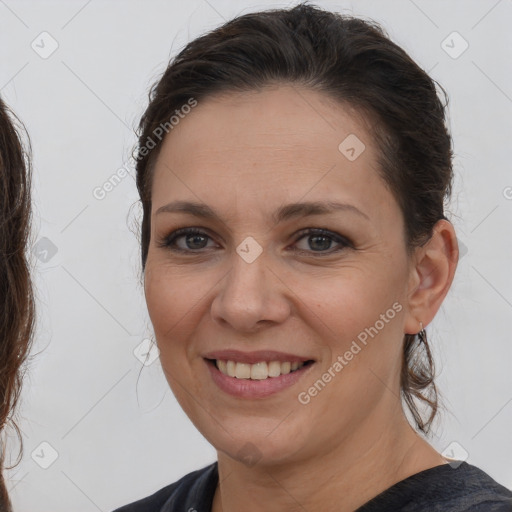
xmin=417 ymin=321 xmax=426 ymax=344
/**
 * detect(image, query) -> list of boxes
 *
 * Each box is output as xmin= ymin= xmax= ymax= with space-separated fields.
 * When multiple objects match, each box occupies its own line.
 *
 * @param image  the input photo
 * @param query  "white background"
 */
xmin=1 ymin=0 xmax=511 ymax=510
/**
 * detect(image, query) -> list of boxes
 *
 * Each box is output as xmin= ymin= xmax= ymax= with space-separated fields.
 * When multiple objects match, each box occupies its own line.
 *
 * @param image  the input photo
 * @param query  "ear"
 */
xmin=404 ymin=219 xmax=459 ymax=335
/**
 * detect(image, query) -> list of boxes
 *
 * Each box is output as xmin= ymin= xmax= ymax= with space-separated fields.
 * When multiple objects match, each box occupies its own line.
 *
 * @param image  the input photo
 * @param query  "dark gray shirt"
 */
xmin=113 ymin=461 xmax=512 ymax=511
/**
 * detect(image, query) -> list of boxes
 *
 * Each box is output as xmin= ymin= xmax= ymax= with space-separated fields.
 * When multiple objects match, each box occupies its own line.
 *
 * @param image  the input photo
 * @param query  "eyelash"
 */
xmin=157 ymin=227 xmax=353 ymax=256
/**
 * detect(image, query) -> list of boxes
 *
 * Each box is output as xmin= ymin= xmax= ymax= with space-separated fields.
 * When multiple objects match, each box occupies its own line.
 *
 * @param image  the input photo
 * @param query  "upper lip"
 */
xmin=203 ymin=349 xmax=314 ymax=365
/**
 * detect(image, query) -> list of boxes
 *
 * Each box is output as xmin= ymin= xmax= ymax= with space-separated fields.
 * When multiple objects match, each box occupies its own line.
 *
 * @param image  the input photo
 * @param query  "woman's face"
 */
xmin=144 ymin=85 xmax=418 ymax=465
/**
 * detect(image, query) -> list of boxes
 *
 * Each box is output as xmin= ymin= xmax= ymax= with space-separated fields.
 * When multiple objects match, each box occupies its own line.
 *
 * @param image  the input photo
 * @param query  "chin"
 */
xmin=199 ymin=412 xmax=314 ymax=468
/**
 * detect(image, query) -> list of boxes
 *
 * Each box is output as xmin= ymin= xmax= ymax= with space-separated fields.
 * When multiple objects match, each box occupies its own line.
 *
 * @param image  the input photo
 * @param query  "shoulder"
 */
xmin=454 ymin=462 xmax=512 ymax=508
xmin=111 ymin=462 xmax=218 ymax=512
xmin=358 ymin=462 xmax=512 ymax=511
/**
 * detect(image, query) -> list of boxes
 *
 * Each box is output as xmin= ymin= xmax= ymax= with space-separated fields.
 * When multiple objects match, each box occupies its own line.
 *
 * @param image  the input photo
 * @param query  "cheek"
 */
xmin=143 ymin=263 xmax=194 ymax=344
xmin=143 ymin=263 xmax=205 ymax=402
xmin=143 ymin=259 xmax=219 ymax=366
xmin=299 ymin=281 xmax=406 ymax=440
xmin=144 ymin=265 xmax=171 ymax=331
xmin=297 ymin=260 xmax=407 ymax=401
xmin=295 ymin=263 xmax=405 ymax=341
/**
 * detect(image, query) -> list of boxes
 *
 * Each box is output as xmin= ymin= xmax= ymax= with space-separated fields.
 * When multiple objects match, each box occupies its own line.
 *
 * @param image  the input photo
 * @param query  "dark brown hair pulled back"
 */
xmin=135 ymin=3 xmax=453 ymax=434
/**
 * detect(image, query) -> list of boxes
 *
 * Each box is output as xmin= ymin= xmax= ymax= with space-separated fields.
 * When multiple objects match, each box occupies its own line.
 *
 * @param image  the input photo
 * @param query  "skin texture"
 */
xmin=143 ymin=85 xmax=459 ymax=512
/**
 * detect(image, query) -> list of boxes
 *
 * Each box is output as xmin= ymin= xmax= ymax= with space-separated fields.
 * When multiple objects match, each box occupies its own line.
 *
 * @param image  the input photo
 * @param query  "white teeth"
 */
xmin=250 ymin=362 xmax=268 ymax=380
xmin=215 ymin=359 xmax=306 ymax=379
xmin=235 ymin=362 xmax=251 ymax=379
xmin=217 ymin=360 xmax=228 ymax=374
xmin=268 ymin=361 xmax=281 ymax=377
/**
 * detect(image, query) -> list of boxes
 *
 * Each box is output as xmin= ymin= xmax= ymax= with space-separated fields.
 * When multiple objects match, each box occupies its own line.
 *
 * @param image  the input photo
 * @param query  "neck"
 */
xmin=212 ymin=405 xmax=446 ymax=512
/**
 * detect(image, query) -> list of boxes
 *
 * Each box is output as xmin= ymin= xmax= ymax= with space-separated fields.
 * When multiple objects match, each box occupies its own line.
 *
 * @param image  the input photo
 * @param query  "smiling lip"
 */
xmin=203 ymin=350 xmax=315 ymax=399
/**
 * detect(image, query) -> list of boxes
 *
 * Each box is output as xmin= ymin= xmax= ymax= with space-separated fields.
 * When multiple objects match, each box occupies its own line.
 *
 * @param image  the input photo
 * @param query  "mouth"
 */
xmin=211 ymin=359 xmax=314 ymax=380
xmin=203 ymin=350 xmax=316 ymax=399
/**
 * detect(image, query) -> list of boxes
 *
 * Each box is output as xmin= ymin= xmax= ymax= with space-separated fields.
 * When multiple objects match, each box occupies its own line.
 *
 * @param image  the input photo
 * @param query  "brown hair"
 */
xmin=0 ymin=96 xmax=35 ymax=510
xmin=134 ymin=3 xmax=452 ymax=433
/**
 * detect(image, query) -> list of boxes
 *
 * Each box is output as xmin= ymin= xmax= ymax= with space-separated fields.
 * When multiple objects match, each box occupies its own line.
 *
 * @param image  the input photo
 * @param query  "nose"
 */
xmin=210 ymin=248 xmax=291 ymax=333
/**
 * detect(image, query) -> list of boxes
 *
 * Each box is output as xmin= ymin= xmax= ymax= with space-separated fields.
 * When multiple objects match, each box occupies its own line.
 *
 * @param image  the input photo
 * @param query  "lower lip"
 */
xmin=206 ymin=360 xmax=314 ymax=399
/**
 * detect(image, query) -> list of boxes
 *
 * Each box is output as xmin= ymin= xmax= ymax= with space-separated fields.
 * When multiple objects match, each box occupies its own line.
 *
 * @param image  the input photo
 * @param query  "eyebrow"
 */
xmin=155 ymin=200 xmax=369 ymax=223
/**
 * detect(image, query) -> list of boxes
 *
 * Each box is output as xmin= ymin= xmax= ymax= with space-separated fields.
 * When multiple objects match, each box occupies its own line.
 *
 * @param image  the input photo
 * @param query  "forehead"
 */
xmin=150 ymin=85 xmax=392 ymax=222
xmin=157 ymin=85 xmax=373 ymax=157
